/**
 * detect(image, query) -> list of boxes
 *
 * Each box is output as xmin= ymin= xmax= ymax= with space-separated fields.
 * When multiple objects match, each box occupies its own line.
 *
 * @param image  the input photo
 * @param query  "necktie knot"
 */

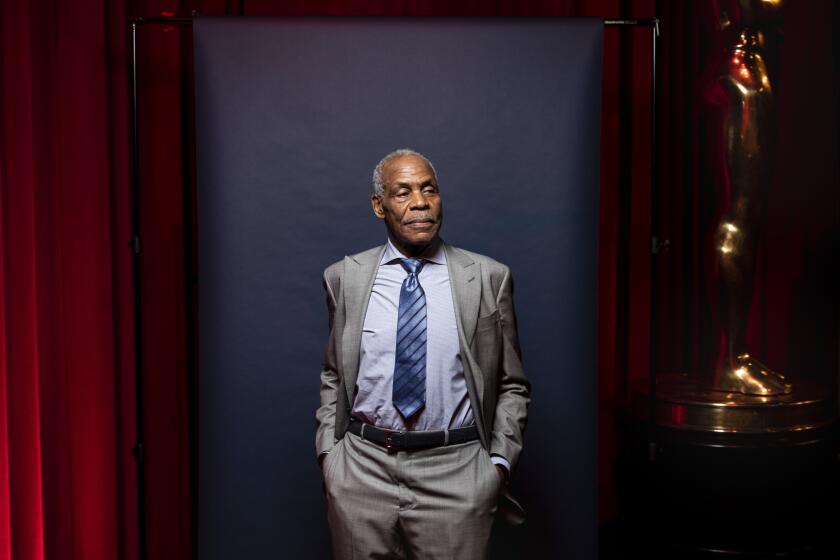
xmin=399 ymin=258 xmax=425 ymax=276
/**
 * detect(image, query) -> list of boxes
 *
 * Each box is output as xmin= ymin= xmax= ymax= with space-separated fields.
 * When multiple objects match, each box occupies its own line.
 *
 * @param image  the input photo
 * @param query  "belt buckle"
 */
xmin=384 ymin=430 xmax=404 ymax=452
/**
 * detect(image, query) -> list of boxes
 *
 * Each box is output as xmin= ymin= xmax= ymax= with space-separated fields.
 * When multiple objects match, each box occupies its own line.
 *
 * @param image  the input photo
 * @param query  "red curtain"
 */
xmin=1 ymin=0 xmax=835 ymax=559
xmin=0 ymin=1 xmax=137 ymax=559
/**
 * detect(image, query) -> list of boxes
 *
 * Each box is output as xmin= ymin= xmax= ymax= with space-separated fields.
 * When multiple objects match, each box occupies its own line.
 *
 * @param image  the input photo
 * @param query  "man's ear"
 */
xmin=371 ymin=194 xmax=385 ymax=219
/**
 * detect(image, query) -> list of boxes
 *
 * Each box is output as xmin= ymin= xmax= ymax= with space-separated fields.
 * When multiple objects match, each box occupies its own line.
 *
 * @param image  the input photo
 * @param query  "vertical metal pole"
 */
xmin=648 ymin=19 xmax=660 ymax=462
xmin=128 ymin=20 xmax=147 ymax=560
xmin=603 ymin=17 xmax=662 ymax=460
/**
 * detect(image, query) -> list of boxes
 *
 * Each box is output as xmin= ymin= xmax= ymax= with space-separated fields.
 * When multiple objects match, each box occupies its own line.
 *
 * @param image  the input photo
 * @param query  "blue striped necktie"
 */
xmin=392 ymin=258 xmax=427 ymax=419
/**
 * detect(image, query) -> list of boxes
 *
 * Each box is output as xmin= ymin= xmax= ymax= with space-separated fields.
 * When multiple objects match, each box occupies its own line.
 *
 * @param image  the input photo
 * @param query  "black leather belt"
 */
xmin=348 ymin=419 xmax=479 ymax=452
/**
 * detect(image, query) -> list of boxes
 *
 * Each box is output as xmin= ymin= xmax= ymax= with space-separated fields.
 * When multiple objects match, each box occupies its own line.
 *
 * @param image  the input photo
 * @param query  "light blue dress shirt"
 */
xmin=349 ymin=237 xmax=510 ymax=474
xmin=352 ymin=237 xmax=474 ymax=430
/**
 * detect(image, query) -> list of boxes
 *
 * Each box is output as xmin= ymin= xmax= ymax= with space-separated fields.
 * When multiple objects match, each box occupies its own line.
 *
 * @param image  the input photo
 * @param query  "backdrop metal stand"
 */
xmin=127 ymin=15 xmax=660 ymax=560
xmin=603 ymin=17 xmax=661 ymax=466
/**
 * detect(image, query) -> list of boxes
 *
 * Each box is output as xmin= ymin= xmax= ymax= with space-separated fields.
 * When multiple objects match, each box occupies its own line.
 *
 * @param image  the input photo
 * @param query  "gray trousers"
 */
xmin=323 ymin=431 xmax=501 ymax=560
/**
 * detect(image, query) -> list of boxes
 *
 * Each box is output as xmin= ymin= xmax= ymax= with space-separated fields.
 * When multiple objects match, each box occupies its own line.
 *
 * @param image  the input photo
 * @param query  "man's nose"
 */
xmin=409 ymin=189 xmax=429 ymax=209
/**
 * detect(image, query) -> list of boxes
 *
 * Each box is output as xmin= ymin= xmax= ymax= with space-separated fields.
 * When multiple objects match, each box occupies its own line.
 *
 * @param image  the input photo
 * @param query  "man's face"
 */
xmin=372 ymin=155 xmax=443 ymax=251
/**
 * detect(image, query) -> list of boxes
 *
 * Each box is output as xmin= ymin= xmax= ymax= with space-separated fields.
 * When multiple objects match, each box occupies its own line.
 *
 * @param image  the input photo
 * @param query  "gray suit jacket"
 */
xmin=315 ymin=241 xmax=530 ymax=523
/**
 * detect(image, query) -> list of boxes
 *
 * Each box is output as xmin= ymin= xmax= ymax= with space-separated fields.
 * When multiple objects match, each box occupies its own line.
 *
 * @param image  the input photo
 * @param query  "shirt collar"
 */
xmin=381 ymin=236 xmax=446 ymax=265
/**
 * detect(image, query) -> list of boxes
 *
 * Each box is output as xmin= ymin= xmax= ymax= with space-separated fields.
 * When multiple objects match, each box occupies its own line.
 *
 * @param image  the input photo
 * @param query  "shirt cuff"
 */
xmin=490 ymin=454 xmax=511 ymax=481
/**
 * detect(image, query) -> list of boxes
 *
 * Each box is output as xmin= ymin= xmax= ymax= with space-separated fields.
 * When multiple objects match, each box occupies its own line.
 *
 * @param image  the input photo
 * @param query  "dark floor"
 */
xmin=599 ymin=516 xmax=839 ymax=560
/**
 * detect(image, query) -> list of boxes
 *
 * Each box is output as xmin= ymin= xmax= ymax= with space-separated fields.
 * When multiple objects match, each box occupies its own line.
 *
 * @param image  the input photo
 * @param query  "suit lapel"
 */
xmin=444 ymin=243 xmax=489 ymax=444
xmin=444 ymin=243 xmax=481 ymax=347
xmin=342 ymin=245 xmax=386 ymax=405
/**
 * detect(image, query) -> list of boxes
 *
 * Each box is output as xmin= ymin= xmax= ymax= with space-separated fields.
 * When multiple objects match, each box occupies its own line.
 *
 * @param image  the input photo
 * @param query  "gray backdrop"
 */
xmin=194 ymin=17 xmax=602 ymax=559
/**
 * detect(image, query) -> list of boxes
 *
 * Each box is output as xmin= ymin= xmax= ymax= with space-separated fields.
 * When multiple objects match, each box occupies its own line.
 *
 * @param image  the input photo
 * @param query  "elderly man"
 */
xmin=315 ymin=149 xmax=530 ymax=559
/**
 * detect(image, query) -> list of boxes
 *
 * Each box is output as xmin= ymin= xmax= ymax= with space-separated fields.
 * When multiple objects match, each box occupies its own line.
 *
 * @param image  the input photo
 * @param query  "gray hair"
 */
xmin=372 ymin=148 xmax=438 ymax=199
